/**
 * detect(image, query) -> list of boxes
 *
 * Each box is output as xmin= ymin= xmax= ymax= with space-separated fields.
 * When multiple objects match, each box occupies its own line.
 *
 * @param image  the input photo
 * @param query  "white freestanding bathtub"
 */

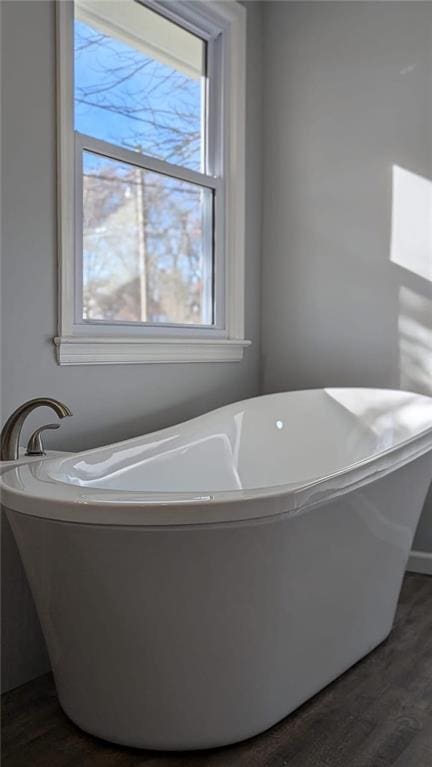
xmin=1 ymin=388 xmax=432 ymax=750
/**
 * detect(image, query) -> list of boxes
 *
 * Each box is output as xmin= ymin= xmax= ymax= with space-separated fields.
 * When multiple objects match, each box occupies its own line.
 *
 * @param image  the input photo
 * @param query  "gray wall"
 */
xmin=0 ymin=0 xmax=263 ymax=691
xmin=261 ymin=2 xmax=432 ymax=548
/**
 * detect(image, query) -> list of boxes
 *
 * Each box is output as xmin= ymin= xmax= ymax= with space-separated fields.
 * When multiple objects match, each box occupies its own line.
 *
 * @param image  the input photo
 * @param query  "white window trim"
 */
xmin=55 ymin=0 xmax=249 ymax=365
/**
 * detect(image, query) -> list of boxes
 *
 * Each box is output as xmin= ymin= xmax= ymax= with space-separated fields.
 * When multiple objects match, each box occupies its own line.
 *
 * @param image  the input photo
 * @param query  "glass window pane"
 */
xmin=82 ymin=152 xmax=214 ymax=326
xmin=74 ymin=0 xmax=206 ymax=171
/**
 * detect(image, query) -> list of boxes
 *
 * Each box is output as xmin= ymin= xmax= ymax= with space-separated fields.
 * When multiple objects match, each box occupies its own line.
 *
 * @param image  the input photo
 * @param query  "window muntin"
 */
xmin=73 ymin=0 xmax=216 ymax=330
xmin=81 ymin=151 xmax=214 ymax=326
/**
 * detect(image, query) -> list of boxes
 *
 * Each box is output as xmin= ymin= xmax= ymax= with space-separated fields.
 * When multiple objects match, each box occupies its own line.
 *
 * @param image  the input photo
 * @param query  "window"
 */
xmin=56 ymin=0 xmax=248 ymax=364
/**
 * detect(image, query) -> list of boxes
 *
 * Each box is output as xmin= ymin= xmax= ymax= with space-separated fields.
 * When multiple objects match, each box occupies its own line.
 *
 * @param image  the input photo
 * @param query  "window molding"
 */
xmin=54 ymin=336 xmax=250 ymax=366
xmin=55 ymin=0 xmax=248 ymax=365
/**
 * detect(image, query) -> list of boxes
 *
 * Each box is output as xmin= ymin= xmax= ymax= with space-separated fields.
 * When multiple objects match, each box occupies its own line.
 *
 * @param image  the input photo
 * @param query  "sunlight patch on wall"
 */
xmin=391 ymin=165 xmax=432 ymax=282
xmin=398 ymin=286 xmax=432 ymax=395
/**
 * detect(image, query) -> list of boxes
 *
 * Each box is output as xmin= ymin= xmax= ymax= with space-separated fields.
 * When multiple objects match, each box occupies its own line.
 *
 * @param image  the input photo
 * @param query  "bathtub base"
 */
xmin=59 ymin=631 xmax=392 ymax=751
xmin=6 ymin=452 xmax=431 ymax=750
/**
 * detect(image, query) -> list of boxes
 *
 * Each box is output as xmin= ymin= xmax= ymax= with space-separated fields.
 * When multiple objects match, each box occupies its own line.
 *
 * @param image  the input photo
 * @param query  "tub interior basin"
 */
xmin=45 ymin=388 xmax=432 ymax=494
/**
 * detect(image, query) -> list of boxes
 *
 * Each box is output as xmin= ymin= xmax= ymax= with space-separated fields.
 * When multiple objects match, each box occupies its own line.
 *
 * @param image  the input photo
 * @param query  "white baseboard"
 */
xmin=407 ymin=550 xmax=432 ymax=576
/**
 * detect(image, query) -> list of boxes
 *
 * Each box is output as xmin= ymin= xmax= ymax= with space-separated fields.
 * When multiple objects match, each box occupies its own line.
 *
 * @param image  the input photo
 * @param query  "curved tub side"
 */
xmin=5 ymin=450 xmax=432 ymax=750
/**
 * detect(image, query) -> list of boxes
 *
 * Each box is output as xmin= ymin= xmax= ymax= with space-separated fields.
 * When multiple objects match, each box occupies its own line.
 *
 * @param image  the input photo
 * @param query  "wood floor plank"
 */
xmin=2 ymin=573 xmax=432 ymax=767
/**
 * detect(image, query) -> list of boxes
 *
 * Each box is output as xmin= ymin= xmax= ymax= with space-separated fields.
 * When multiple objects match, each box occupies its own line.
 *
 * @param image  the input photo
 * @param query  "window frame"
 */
xmin=55 ymin=0 xmax=249 ymax=365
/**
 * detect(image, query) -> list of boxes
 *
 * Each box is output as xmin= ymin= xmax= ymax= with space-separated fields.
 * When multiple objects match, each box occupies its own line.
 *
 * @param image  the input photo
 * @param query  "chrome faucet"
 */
xmin=0 ymin=398 xmax=72 ymax=461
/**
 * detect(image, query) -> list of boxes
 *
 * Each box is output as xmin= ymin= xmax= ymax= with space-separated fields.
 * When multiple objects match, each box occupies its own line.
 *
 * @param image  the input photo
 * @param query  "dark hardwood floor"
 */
xmin=2 ymin=573 xmax=432 ymax=767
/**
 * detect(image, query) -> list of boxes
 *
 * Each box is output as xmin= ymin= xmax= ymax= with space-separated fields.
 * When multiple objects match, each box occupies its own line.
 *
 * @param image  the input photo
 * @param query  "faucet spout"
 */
xmin=0 ymin=398 xmax=72 ymax=461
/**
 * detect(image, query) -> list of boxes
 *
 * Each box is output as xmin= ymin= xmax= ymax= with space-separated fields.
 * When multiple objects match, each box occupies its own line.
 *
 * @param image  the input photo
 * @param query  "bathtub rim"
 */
xmin=3 ymin=442 xmax=432 ymax=532
xmin=1 ymin=387 xmax=431 ymax=527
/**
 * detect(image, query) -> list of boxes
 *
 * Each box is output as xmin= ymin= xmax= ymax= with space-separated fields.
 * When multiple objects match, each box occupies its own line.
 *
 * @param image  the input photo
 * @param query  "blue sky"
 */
xmin=74 ymin=19 xmax=203 ymax=170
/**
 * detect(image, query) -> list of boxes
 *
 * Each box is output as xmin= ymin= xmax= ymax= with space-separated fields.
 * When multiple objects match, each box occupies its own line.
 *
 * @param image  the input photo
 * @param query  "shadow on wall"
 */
xmin=1 ymin=513 xmax=50 ymax=691
xmin=390 ymin=164 xmax=432 ymax=552
xmin=398 ymin=286 xmax=432 ymax=395
xmin=390 ymin=165 xmax=432 ymax=396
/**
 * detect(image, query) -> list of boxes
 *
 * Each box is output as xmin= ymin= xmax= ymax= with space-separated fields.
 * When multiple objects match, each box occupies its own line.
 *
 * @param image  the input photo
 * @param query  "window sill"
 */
xmin=54 ymin=336 xmax=251 ymax=365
